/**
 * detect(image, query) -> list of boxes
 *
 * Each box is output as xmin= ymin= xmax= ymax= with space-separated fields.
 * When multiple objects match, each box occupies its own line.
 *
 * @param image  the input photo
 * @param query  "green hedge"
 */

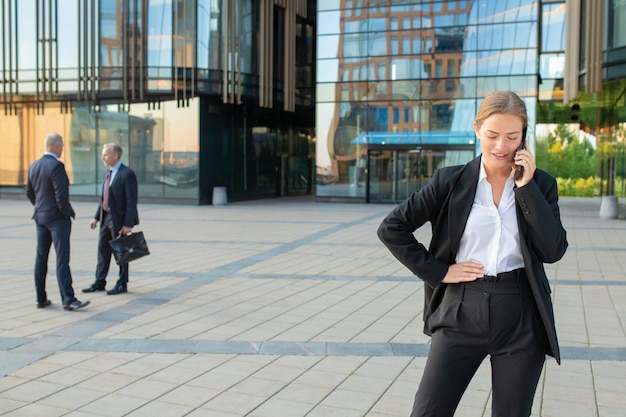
xmin=556 ymin=177 xmax=625 ymax=197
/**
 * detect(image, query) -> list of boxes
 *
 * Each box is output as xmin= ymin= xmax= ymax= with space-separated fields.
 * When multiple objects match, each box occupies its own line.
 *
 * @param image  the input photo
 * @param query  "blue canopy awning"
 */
xmin=351 ymin=131 xmax=476 ymax=146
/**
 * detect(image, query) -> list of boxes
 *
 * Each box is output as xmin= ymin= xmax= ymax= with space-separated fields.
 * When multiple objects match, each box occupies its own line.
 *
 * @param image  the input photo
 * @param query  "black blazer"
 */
xmin=94 ymin=164 xmax=139 ymax=234
xmin=377 ymin=155 xmax=568 ymax=363
xmin=26 ymin=154 xmax=76 ymax=224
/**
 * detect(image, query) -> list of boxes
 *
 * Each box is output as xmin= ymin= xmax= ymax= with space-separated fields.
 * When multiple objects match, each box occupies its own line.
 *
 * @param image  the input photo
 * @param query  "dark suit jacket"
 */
xmin=26 ymin=154 xmax=76 ymax=224
xmin=377 ymin=155 xmax=568 ymax=363
xmin=94 ymin=164 xmax=139 ymax=234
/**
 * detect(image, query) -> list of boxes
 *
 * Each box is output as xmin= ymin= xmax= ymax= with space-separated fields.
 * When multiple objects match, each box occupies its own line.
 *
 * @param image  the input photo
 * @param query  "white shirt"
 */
xmin=455 ymin=158 xmax=525 ymax=275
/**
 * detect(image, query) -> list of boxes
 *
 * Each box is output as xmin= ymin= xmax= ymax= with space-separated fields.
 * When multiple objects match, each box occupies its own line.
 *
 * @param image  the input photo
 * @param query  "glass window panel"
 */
xmin=16 ymin=1 xmax=38 ymax=74
xmin=100 ymin=1 xmax=123 ymax=68
xmin=412 ymin=36 xmax=422 ymax=53
xmin=343 ymin=33 xmax=368 ymax=58
xmin=343 ymin=68 xmax=350 ymax=82
xmin=344 ymin=19 xmax=367 ymax=33
xmin=239 ymin=0 xmax=254 ymax=74
xmin=318 ymin=35 xmax=341 ymax=59
xmin=57 ymin=0 xmax=80 ymax=70
xmin=369 ymin=33 xmax=388 ymax=56
xmin=539 ymin=53 xmax=565 ymax=78
xmin=541 ymin=3 xmax=566 ymax=52
xmin=128 ymin=99 xmax=199 ymax=199
xmin=402 ymin=37 xmax=410 ymax=54
xmin=368 ymin=17 xmax=387 ymax=32
xmin=317 ymin=11 xmax=341 ymax=35
xmin=316 ymin=83 xmax=336 ymax=103
xmin=610 ymin=0 xmax=626 ymax=48
xmin=317 ymin=59 xmax=340 ymax=82
xmin=317 ymin=0 xmax=342 ymax=11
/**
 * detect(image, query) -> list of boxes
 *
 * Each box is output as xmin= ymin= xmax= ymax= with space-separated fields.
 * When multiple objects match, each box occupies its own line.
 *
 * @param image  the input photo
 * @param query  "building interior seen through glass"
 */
xmin=0 ymin=99 xmax=200 ymax=201
xmin=0 ymin=0 xmax=316 ymax=203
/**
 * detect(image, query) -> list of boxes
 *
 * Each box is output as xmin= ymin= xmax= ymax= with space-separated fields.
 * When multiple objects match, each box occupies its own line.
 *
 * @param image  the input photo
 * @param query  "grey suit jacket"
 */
xmin=377 ymin=155 xmax=568 ymax=363
xmin=26 ymin=154 xmax=76 ymax=224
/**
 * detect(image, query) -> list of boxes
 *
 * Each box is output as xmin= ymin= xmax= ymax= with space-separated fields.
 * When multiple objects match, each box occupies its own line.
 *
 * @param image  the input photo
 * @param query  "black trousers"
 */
xmin=95 ymin=212 xmax=129 ymax=287
xmin=411 ymin=270 xmax=547 ymax=417
xmin=34 ymin=217 xmax=76 ymax=305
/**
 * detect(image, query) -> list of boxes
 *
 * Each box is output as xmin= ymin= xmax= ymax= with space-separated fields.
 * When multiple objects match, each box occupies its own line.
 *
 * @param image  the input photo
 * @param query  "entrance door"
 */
xmin=368 ymin=150 xmax=415 ymax=203
xmin=368 ymin=149 xmax=470 ymax=203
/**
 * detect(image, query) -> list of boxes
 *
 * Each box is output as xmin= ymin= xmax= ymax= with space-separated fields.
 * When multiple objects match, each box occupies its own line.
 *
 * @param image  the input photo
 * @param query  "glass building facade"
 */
xmin=0 ymin=0 xmax=316 ymax=204
xmin=315 ymin=0 xmax=626 ymax=203
xmin=3 ymin=1 xmax=626 ymax=205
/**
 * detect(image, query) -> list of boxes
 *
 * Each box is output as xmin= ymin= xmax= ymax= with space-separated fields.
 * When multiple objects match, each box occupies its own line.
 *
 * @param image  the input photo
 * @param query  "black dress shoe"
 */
xmin=36 ymin=300 xmax=52 ymax=309
xmin=82 ymin=283 xmax=105 ymax=293
xmin=107 ymin=285 xmax=127 ymax=295
xmin=63 ymin=300 xmax=90 ymax=311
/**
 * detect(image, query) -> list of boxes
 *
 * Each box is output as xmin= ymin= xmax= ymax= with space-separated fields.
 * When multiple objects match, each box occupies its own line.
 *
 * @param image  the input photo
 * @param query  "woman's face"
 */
xmin=474 ymin=113 xmax=524 ymax=172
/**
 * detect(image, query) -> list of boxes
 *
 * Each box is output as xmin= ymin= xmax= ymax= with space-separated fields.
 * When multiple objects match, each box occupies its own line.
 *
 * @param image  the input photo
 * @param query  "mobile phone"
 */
xmin=514 ymin=127 xmax=527 ymax=181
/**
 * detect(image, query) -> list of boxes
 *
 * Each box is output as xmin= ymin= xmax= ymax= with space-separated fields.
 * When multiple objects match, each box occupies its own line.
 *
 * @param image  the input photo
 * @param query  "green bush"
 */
xmin=556 ymin=176 xmax=624 ymax=197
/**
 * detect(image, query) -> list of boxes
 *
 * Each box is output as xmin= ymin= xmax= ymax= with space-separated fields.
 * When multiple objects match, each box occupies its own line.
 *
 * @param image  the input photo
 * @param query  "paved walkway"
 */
xmin=0 ymin=196 xmax=625 ymax=417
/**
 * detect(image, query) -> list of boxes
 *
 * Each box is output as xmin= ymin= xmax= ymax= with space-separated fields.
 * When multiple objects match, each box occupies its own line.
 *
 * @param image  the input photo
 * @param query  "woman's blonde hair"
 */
xmin=475 ymin=91 xmax=528 ymax=129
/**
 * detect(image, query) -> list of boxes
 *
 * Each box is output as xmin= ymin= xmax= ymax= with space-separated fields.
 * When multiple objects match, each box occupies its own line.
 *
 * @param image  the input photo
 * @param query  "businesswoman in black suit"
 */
xmin=378 ymin=91 xmax=568 ymax=417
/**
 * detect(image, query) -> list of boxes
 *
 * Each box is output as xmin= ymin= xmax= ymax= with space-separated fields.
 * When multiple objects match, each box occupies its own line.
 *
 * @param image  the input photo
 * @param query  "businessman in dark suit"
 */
xmin=83 ymin=143 xmax=139 ymax=295
xmin=378 ymin=92 xmax=568 ymax=417
xmin=26 ymin=133 xmax=90 ymax=311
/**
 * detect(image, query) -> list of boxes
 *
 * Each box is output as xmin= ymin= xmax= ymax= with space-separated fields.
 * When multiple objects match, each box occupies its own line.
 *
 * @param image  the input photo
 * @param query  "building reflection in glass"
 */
xmin=316 ymin=0 xmax=541 ymax=203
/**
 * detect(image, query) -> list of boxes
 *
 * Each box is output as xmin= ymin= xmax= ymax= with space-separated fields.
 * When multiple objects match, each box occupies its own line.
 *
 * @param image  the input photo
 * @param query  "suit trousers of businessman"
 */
xmin=95 ymin=212 xmax=129 ymax=288
xmin=410 ymin=273 xmax=547 ymax=417
xmin=34 ymin=217 xmax=76 ymax=305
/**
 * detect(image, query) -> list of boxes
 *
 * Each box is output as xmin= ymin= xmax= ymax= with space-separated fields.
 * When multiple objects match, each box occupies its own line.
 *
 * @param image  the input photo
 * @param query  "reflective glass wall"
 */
xmin=316 ymin=0 xmax=541 ymax=203
xmin=0 ymin=99 xmax=200 ymax=201
xmin=1 ymin=0 xmax=316 ymax=203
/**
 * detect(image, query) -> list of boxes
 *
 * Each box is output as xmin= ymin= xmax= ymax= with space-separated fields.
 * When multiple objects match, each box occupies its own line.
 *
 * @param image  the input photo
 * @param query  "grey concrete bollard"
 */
xmin=212 ymin=187 xmax=228 ymax=205
xmin=599 ymin=195 xmax=618 ymax=219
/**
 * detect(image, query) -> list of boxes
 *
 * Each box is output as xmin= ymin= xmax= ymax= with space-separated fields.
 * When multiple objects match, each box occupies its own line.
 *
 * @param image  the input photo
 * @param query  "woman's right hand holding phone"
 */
xmin=513 ymin=145 xmax=535 ymax=187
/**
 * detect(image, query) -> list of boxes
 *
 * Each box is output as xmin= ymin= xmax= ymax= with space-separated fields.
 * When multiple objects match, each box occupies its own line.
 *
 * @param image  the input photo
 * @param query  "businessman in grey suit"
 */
xmin=26 ymin=133 xmax=90 ymax=311
xmin=83 ymin=143 xmax=139 ymax=295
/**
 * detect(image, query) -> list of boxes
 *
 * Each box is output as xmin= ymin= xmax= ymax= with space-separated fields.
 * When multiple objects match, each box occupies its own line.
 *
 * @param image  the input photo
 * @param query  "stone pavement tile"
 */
xmin=72 ymin=352 xmax=145 ymax=373
xmin=304 ymin=404 xmax=368 ymax=417
xmin=186 ymin=409 xmax=241 ymax=417
xmin=74 ymin=371 xmax=140 ymax=393
xmin=0 ymin=403 xmax=68 ymax=417
xmin=317 ymin=388 xmax=382 ymax=414
xmin=118 ymin=377 xmax=179 ymax=400
xmin=198 ymin=391 xmax=269 ymax=415
xmin=368 ymin=394 xmax=414 ymax=417
xmin=108 ymin=353 xmax=190 ymax=377
xmin=124 ymin=401 xmax=195 ymax=417
xmin=268 ymin=381 xmax=332 ymax=405
xmin=10 ymin=360 xmax=66 ymax=381
xmin=37 ymin=386 xmax=107 ymax=410
xmin=0 ymin=398 xmax=27 ymax=415
xmin=38 ymin=365 xmax=100 ymax=386
xmin=1 ymin=379 xmax=66 ymax=403
xmin=76 ymin=392 xmax=150 ymax=417
xmin=228 ymin=375 xmax=287 ymax=397
xmin=540 ymin=400 xmax=598 ymax=417
xmin=158 ymin=384 xmax=222 ymax=408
